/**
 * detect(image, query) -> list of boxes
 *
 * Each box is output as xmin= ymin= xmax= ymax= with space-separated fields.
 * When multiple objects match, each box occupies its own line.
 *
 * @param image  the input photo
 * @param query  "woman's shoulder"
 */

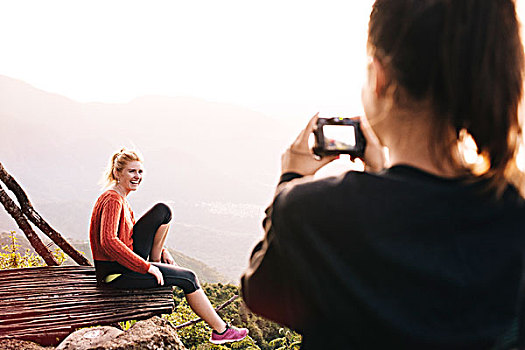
xmin=95 ymin=190 xmax=125 ymax=206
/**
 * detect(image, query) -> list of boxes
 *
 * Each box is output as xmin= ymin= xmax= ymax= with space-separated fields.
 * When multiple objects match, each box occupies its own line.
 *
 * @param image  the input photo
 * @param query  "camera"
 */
xmin=313 ymin=117 xmax=366 ymax=159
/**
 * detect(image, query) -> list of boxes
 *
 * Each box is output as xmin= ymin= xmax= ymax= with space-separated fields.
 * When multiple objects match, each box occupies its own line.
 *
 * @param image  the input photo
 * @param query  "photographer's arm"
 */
xmin=242 ymin=115 xmax=335 ymax=327
xmin=241 ymin=198 xmax=311 ymax=331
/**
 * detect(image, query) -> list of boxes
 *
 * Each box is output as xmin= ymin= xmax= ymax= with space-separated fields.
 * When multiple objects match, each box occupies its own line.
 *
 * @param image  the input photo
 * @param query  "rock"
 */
xmin=0 ymin=338 xmax=53 ymax=350
xmin=56 ymin=326 xmax=124 ymax=350
xmin=91 ymin=317 xmax=187 ymax=350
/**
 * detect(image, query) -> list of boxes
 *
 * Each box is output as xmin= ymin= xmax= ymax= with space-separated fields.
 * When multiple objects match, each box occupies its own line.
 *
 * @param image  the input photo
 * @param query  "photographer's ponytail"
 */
xmin=440 ymin=0 xmax=524 ymax=194
xmin=368 ymin=0 xmax=524 ymax=196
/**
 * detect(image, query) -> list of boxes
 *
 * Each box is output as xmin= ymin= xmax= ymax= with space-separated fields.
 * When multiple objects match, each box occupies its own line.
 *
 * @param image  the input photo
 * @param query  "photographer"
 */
xmin=241 ymin=1 xmax=525 ymax=349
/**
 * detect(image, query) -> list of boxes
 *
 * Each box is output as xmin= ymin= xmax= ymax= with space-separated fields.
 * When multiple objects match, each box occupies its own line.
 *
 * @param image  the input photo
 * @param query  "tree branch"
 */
xmin=0 ymin=186 xmax=58 ymax=266
xmin=0 ymin=162 xmax=91 ymax=266
xmin=171 ymin=295 xmax=239 ymax=330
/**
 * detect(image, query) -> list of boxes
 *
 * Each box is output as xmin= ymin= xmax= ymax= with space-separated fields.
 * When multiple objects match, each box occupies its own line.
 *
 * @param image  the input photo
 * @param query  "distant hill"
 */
xmin=0 ymin=230 xmax=227 ymax=283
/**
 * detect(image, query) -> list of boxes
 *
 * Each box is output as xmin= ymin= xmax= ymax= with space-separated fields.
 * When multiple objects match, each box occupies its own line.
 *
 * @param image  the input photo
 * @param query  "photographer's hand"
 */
xmin=281 ymin=113 xmax=338 ymax=176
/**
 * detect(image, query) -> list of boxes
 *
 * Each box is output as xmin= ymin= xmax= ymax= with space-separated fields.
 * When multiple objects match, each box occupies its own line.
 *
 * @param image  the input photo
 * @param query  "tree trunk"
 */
xmin=0 ymin=162 xmax=91 ymax=266
xmin=0 ymin=187 xmax=58 ymax=266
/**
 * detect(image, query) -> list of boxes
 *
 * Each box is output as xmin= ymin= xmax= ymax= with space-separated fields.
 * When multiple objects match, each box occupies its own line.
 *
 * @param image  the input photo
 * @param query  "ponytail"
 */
xmin=368 ymin=0 xmax=524 ymax=196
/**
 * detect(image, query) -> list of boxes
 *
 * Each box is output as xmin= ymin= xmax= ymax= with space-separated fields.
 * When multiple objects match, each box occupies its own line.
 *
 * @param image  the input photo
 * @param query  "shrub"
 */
xmin=0 ymin=230 xmax=66 ymax=269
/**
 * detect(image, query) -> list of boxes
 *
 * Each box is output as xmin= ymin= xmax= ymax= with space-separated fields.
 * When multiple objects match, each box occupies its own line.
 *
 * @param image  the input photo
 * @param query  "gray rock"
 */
xmin=56 ymin=326 xmax=124 ymax=350
xmin=91 ymin=317 xmax=187 ymax=350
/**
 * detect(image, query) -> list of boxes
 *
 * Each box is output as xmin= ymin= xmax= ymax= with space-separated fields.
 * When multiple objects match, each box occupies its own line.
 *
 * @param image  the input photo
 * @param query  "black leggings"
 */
xmin=95 ymin=203 xmax=201 ymax=294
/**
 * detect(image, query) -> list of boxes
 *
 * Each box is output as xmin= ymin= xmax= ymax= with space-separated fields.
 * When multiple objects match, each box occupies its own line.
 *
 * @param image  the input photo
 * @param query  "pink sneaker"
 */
xmin=210 ymin=324 xmax=249 ymax=344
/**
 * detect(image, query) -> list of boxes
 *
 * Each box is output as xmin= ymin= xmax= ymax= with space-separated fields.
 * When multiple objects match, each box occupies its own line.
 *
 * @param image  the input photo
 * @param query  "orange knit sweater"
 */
xmin=89 ymin=190 xmax=150 ymax=274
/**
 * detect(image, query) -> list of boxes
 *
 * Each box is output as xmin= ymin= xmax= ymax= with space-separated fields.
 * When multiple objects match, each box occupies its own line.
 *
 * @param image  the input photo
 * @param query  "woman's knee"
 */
xmin=186 ymin=269 xmax=200 ymax=286
xmin=152 ymin=203 xmax=172 ymax=224
xmin=164 ymin=267 xmax=200 ymax=294
xmin=181 ymin=269 xmax=200 ymax=292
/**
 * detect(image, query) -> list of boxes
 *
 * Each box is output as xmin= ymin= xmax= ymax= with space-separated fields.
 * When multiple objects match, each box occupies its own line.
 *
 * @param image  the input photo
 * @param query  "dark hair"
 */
xmin=368 ymin=0 xmax=524 ymax=195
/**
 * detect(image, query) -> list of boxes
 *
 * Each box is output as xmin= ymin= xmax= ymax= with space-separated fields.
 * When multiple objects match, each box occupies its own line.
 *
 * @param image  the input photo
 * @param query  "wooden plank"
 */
xmin=1 ymin=294 xmax=172 ymax=307
xmin=2 ymin=309 xmax=173 ymax=331
xmin=0 ymin=266 xmax=175 ymax=346
xmin=0 ymin=304 xmax=174 ymax=325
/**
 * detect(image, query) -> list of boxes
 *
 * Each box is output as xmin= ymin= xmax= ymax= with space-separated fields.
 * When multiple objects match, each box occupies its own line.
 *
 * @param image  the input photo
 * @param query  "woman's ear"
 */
xmin=372 ymin=58 xmax=388 ymax=97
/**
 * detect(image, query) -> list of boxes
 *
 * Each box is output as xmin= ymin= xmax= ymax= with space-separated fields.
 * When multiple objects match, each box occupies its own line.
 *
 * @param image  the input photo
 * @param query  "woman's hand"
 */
xmin=281 ymin=113 xmax=338 ymax=176
xmin=161 ymin=248 xmax=176 ymax=265
xmin=360 ymin=116 xmax=387 ymax=172
xmin=148 ymin=264 xmax=164 ymax=285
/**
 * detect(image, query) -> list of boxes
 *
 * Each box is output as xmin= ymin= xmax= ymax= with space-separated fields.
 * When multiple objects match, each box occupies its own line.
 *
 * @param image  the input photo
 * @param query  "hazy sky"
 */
xmin=0 ymin=1 xmax=522 ymax=120
xmin=0 ymin=0 xmax=374 ymax=119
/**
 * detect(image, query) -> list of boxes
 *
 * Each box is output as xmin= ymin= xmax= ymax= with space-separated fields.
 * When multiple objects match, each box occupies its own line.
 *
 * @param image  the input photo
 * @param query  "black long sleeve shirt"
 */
xmin=242 ymin=165 xmax=525 ymax=349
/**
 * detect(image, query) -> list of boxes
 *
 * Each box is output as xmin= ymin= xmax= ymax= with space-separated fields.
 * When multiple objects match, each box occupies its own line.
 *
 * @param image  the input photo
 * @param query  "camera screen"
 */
xmin=323 ymin=125 xmax=356 ymax=150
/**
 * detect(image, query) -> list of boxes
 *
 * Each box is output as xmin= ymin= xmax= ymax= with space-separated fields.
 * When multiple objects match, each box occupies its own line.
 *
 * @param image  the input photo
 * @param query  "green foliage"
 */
xmin=164 ymin=296 xmax=261 ymax=349
xmin=268 ymin=329 xmax=301 ymax=350
xmin=168 ymin=283 xmax=301 ymax=350
xmin=0 ymin=230 xmax=66 ymax=269
xmin=119 ymin=319 xmax=137 ymax=331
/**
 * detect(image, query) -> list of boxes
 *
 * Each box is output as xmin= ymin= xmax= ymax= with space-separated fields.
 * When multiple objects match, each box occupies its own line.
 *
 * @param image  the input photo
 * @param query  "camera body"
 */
xmin=313 ymin=117 xmax=366 ymax=159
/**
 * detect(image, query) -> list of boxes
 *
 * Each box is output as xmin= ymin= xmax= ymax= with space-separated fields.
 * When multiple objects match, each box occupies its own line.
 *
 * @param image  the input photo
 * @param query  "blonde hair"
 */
xmin=101 ymin=147 xmax=143 ymax=188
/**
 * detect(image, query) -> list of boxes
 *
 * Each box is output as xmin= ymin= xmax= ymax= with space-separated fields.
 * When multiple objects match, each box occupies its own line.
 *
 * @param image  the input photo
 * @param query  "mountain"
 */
xmin=0 ymin=75 xmax=298 ymax=281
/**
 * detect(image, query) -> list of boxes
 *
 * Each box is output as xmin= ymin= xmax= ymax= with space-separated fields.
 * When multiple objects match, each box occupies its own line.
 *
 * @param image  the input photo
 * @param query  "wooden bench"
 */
xmin=0 ymin=265 xmax=174 ymax=346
